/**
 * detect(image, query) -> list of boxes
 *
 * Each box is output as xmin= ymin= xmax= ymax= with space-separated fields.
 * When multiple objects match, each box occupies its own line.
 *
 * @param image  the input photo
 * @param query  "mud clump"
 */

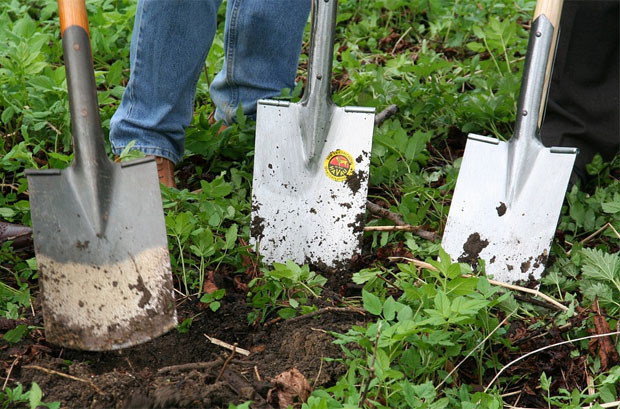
xmin=457 ymin=232 xmax=489 ymax=267
xmin=345 ymin=170 xmax=367 ymax=194
xmin=250 ymin=215 xmax=265 ymax=240
xmin=520 ymin=259 xmax=531 ymax=274
xmin=496 ymin=202 xmax=507 ymax=217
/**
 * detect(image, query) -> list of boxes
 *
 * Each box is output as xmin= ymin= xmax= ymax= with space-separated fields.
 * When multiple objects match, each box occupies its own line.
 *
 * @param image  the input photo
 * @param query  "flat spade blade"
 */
xmin=27 ymin=159 xmax=177 ymax=351
xmin=442 ymin=4 xmax=578 ymax=283
xmin=251 ymin=102 xmax=374 ymax=268
xmin=442 ymin=134 xmax=576 ymax=283
xmin=251 ymin=0 xmax=375 ymax=269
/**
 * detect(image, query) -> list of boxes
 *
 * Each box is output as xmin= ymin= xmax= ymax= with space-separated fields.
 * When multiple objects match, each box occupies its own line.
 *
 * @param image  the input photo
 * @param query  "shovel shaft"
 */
xmin=298 ymin=0 xmax=339 ymax=163
xmin=301 ymin=0 xmax=338 ymax=107
xmin=59 ymin=0 xmax=109 ymax=171
xmin=512 ymin=0 xmax=563 ymax=143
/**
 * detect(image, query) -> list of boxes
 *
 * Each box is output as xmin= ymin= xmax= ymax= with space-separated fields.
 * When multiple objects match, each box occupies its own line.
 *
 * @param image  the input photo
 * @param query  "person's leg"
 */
xmin=541 ymin=0 xmax=619 ymax=184
xmin=210 ymin=0 xmax=311 ymax=124
xmin=110 ymin=0 xmax=223 ymax=165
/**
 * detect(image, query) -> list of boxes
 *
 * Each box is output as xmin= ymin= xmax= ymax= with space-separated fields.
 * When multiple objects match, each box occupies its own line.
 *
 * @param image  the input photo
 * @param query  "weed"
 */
xmin=247 ymin=261 xmax=327 ymax=324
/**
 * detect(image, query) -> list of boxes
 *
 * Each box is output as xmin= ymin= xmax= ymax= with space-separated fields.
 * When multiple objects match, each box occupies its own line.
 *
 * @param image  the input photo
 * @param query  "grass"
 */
xmin=1 ymin=0 xmax=619 ymax=407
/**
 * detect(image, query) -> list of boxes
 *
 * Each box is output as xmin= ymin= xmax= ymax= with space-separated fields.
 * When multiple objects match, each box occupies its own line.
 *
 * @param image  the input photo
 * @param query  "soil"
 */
xmin=457 ymin=232 xmax=489 ymax=267
xmin=0 ymin=259 xmax=370 ymax=409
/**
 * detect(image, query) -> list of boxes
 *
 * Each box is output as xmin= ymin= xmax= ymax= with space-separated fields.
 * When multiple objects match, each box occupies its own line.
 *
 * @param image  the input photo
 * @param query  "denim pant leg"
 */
xmin=210 ymin=0 xmax=311 ymax=124
xmin=110 ymin=0 xmax=222 ymax=163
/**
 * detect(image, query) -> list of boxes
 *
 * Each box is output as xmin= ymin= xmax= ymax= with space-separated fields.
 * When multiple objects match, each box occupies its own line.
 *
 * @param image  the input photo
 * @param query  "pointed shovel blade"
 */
xmin=442 ymin=134 xmax=577 ymax=283
xmin=26 ymin=157 xmax=177 ymax=351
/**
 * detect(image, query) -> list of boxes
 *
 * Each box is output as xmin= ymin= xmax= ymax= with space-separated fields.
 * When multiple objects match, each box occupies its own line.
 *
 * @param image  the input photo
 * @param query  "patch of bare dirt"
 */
xmin=1 ymin=266 xmax=369 ymax=409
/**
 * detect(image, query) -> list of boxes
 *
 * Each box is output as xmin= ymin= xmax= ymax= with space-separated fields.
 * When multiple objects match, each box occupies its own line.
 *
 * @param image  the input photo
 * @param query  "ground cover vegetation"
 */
xmin=1 ymin=0 xmax=619 ymax=407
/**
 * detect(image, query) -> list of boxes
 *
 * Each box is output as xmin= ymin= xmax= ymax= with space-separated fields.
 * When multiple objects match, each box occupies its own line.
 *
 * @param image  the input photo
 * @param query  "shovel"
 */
xmin=441 ymin=0 xmax=578 ymax=284
xmin=250 ymin=0 xmax=375 ymax=269
xmin=25 ymin=0 xmax=177 ymax=350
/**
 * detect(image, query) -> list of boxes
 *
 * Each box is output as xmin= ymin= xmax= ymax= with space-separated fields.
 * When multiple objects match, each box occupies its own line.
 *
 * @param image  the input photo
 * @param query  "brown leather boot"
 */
xmin=207 ymin=111 xmax=228 ymax=135
xmin=154 ymin=156 xmax=176 ymax=188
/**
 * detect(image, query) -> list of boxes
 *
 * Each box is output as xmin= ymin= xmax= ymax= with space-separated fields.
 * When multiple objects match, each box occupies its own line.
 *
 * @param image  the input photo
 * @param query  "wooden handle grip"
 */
xmin=533 ymin=0 xmax=564 ymax=126
xmin=534 ymin=0 xmax=563 ymax=29
xmin=59 ymin=0 xmax=90 ymax=36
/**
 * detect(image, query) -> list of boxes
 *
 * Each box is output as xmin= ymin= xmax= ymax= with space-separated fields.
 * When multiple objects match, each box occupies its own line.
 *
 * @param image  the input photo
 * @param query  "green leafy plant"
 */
xmin=247 ymin=261 xmax=327 ymax=324
xmin=0 ymin=382 xmax=60 ymax=409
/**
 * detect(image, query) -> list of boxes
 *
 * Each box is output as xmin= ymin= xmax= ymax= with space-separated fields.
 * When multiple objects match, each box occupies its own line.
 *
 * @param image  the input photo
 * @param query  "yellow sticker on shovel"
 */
xmin=324 ymin=150 xmax=354 ymax=182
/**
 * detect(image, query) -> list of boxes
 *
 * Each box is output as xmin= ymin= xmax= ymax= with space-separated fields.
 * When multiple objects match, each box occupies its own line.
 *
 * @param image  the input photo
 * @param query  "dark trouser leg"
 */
xmin=541 ymin=0 xmax=619 ymax=183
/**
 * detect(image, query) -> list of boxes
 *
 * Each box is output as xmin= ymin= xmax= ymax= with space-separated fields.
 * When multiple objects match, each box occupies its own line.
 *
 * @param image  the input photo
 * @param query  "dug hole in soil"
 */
xmin=1 ymin=264 xmax=370 ymax=409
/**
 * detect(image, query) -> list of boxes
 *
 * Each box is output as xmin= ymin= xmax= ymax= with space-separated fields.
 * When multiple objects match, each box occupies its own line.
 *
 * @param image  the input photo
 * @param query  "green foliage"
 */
xmin=0 ymin=382 xmax=60 ymax=409
xmin=328 ymin=253 xmax=509 ymax=407
xmin=200 ymin=289 xmax=226 ymax=312
xmin=247 ymin=261 xmax=327 ymax=324
xmin=1 ymin=0 xmax=619 ymax=406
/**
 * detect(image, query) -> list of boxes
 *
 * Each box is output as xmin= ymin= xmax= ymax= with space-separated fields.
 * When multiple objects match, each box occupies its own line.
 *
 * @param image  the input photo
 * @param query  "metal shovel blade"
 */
xmin=251 ymin=0 xmax=375 ymax=269
xmin=24 ymin=8 xmax=176 ymax=350
xmin=252 ymin=102 xmax=374 ymax=268
xmin=27 ymin=158 xmax=177 ymax=351
xmin=442 ymin=9 xmax=578 ymax=283
xmin=441 ymin=134 xmax=576 ymax=283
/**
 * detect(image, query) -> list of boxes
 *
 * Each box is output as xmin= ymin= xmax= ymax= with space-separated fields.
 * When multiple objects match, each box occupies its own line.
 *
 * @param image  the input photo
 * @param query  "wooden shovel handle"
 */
xmin=534 ymin=0 xmax=563 ymax=29
xmin=533 ymin=0 xmax=563 ymax=127
xmin=58 ymin=0 xmax=90 ymax=36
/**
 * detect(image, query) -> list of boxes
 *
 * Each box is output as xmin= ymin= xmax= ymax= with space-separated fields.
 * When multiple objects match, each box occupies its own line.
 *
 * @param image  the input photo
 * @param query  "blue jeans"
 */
xmin=109 ymin=0 xmax=311 ymax=163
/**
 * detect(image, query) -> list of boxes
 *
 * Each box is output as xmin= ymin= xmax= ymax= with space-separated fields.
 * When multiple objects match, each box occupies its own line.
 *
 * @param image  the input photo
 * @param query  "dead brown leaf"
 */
xmin=202 ymin=270 xmax=218 ymax=294
xmin=588 ymin=299 xmax=619 ymax=371
xmin=267 ymin=368 xmax=311 ymax=409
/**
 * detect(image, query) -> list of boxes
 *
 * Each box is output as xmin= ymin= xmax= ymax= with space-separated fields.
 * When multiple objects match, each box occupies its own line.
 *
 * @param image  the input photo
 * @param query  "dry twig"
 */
xmin=204 ymin=334 xmax=250 ymax=356
xmin=23 ymin=365 xmax=104 ymax=395
xmin=483 ymin=331 xmax=620 ymax=393
xmin=374 ymin=104 xmax=399 ymax=127
xmin=158 ymin=359 xmax=223 ymax=374
xmin=277 ymin=306 xmax=366 ymax=326
xmin=391 ymin=256 xmax=569 ymax=312
xmin=365 ymin=201 xmax=440 ymax=241
xmin=2 ymin=357 xmax=19 ymax=390
xmin=215 ymin=343 xmax=237 ymax=383
xmin=436 ymin=308 xmax=518 ymax=390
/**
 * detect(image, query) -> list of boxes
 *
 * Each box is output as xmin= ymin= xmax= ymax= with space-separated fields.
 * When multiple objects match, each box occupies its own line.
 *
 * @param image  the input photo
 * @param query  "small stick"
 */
xmin=375 ymin=274 xmax=403 ymax=292
xmin=2 ymin=357 xmax=19 ymax=390
xmin=366 ymin=201 xmax=406 ymax=225
xmin=312 ymin=358 xmax=324 ymax=389
xmin=46 ymin=121 xmax=61 ymax=136
xmin=359 ymin=322 xmax=382 ymax=408
xmin=374 ymin=104 xmax=399 ymax=127
xmin=364 ymin=225 xmax=434 ymax=233
xmin=366 ymin=201 xmax=440 ymax=242
xmin=204 ymin=334 xmax=250 ymax=356
xmin=390 ymin=27 xmax=413 ymax=55
xmin=158 ymin=359 xmax=223 ymax=374
xmin=609 ymin=223 xmax=620 ymax=240
xmin=254 ymin=365 xmax=262 ymax=382
xmin=391 ymin=256 xmax=569 ymax=312
xmin=276 ymin=307 xmax=365 ymax=326
xmin=483 ymin=331 xmax=620 ymax=393
xmin=23 ymin=365 xmax=104 ymax=395
xmin=567 ymin=222 xmax=611 ymax=256
xmin=215 ymin=343 xmax=237 ymax=383
xmin=436 ymin=308 xmax=517 ymax=390
xmin=0 ymin=184 xmax=20 ymax=192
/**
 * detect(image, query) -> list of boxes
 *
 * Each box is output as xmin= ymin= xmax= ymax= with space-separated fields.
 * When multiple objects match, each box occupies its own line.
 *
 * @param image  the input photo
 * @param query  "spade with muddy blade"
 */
xmin=442 ymin=0 xmax=578 ymax=284
xmin=251 ymin=0 xmax=375 ymax=269
xmin=25 ymin=0 xmax=176 ymax=351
